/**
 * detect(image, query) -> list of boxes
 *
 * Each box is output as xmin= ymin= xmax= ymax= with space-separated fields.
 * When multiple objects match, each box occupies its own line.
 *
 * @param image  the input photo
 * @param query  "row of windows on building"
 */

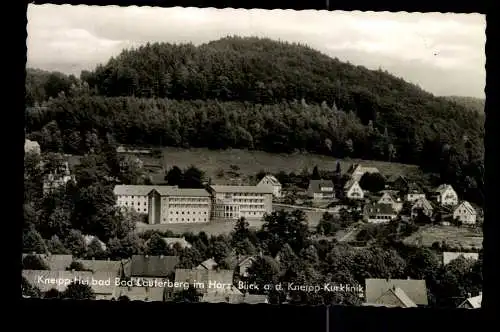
xmin=165 ymin=211 xmax=209 ymax=215
xmin=168 ymin=204 xmax=209 ymax=208
xmin=163 ymin=217 xmax=209 ymax=223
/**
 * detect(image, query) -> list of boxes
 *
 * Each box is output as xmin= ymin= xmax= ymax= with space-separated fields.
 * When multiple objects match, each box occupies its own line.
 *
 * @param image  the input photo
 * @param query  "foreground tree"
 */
xmin=62 ymin=282 xmax=96 ymax=300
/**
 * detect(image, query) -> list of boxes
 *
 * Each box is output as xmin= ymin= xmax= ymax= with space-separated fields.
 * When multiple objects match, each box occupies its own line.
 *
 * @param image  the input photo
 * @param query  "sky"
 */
xmin=27 ymin=5 xmax=486 ymax=98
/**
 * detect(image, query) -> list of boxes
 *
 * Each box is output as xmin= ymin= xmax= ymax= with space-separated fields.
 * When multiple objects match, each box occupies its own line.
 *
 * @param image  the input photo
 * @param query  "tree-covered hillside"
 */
xmin=442 ymin=96 xmax=485 ymax=113
xmin=24 ymin=36 xmax=485 ymax=206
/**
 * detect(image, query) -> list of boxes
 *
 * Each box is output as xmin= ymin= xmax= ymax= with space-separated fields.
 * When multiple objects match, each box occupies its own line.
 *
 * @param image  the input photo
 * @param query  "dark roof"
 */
xmin=365 ymin=279 xmax=428 ymax=306
xmin=129 ymin=255 xmax=179 ymax=278
xmin=308 ymin=179 xmax=334 ymax=193
xmin=363 ymin=203 xmax=396 ymax=215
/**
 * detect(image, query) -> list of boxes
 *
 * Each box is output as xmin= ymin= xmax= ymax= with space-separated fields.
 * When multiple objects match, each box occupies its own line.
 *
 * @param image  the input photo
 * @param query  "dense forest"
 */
xmin=24 ymin=36 xmax=485 ymax=206
xmin=442 ymin=96 xmax=485 ymax=114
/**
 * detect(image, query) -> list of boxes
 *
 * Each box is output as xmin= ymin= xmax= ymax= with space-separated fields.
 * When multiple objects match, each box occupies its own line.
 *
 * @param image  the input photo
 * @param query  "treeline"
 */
xmin=25 ymin=96 xmax=485 ymax=205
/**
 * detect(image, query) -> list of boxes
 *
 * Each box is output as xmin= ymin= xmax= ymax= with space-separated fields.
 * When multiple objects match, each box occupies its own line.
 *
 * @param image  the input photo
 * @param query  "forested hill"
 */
xmin=442 ymin=96 xmax=485 ymax=113
xmin=25 ymin=36 xmax=484 ymax=205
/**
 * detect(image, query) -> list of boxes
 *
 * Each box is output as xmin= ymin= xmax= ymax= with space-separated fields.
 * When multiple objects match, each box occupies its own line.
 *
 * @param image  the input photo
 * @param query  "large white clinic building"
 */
xmin=114 ymin=185 xmax=211 ymax=224
xmin=207 ymin=185 xmax=273 ymax=220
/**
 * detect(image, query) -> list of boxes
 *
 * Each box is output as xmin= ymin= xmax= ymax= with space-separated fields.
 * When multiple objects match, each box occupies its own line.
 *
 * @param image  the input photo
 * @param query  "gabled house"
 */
xmin=453 ymin=201 xmax=477 ymax=225
xmin=363 ymin=203 xmax=397 ymax=224
xmin=386 ymin=174 xmax=409 ymax=191
xmin=228 ymin=255 xmax=257 ymax=278
xmin=124 ymin=255 xmax=179 ymax=281
xmin=458 ymin=293 xmax=482 ymax=309
xmin=442 ymin=252 xmax=479 ymax=265
xmin=344 ymin=180 xmax=364 ymax=200
xmin=434 ymin=184 xmax=459 ymax=207
xmin=378 ymin=192 xmax=403 ymax=213
xmin=363 ymin=286 xmax=417 ymax=308
xmin=197 ymin=258 xmax=218 ymax=270
xmin=348 ymin=164 xmax=380 ymax=182
xmin=404 ymin=183 xmax=426 ymax=203
xmin=364 ymin=278 xmax=428 ymax=308
xmin=411 ymin=197 xmax=434 ymax=219
xmin=307 ymin=179 xmax=335 ymax=201
xmin=257 ymin=175 xmax=282 ymax=198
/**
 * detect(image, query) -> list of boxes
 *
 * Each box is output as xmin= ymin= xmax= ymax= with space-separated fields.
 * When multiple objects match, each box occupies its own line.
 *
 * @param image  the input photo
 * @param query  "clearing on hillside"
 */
xmin=154 ymin=147 xmax=421 ymax=184
xmin=402 ymin=225 xmax=483 ymax=250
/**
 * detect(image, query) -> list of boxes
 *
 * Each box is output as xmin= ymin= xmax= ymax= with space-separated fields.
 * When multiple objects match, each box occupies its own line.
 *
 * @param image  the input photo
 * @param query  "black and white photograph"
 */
xmin=23 ymin=4 xmax=484 ymax=308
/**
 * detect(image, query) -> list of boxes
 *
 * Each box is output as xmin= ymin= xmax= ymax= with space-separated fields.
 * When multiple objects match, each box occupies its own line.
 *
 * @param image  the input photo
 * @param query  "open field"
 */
xmin=152 ymin=147 xmax=421 ymax=184
xmin=135 ymin=207 xmax=324 ymax=236
xmin=403 ymin=225 xmax=483 ymax=250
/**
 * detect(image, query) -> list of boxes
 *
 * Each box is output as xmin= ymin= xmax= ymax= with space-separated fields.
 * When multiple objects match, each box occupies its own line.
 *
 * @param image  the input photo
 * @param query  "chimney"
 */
xmin=32 ymin=251 xmax=36 ymax=255
xmin=71 ymin=269 xmax=75 ymax=272
xmin=479 ymin=292 xmax=482 ymax=296
xmin=160 ymin=255 xmax=164 ymax=259
xmin=407 ymin=276 xmax=411 ymax=280
xmin=92 ymin=257 xmax=95 ymax=261
xmin=467 ymin=293 xmax=472 ymax=298
xmin=107 ymin=258 xmax=110 ymax=261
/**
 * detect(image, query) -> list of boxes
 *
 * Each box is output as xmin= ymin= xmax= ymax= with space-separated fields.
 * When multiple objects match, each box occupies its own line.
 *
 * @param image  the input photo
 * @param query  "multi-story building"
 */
xmin=208 ymin=185 xmax=273 ymax=220
xmin=114 ymin=185 xmax=162 ymax=214
xmin=148 ymin=187 xmax=211 ymax=224
xmin=257 ymin=175 xmax=282 ymax=198
xmin=307 ymin=179 xmax=335 ymax=201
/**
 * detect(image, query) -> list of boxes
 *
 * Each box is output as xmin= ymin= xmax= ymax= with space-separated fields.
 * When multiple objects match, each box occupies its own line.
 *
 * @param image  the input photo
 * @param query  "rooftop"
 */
xmin=127 ymin=255 xmax=179 ymax=278
xmin=209 ymin=185 xmax=273 ymax=194
xmin=365 ymin=278 xmax=428 ymax=306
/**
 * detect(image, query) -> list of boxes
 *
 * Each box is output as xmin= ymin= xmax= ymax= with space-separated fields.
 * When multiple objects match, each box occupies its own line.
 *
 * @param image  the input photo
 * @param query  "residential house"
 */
xmin=458 ymin=293 xmax=482 ymax=309
xmin=348 ymin=164 xmax=380 ymax=182
xmin=257 ymin=175 xmax=282 ymax=198
xmin=22 ymin=270 xmax=118 ymax=300
xmin=25 ymin=139 xmax=41 ymax=155
xmin=344 ymin=180 xmax=364 ymax=200
xmin=307 ymin=179 xmax=335 ymax=201
xmin=208 ymin=185 xmax=273 ymax=220
xmin=123 ymin=255 xmax=179 ymax=281
xmin=453 ymin=201 xmax=477 ymax=225
xmin=22 ymin=253 xmax=73 ymax=271
xmin=363 ymin=203 xmax=397 ymax=224
xmin=386 ymin=174 xmax=409 ymax=191
xmin=443 ymin=252 xmax=479 ymax=265
xmin=378 ymin=192 xmax=403 ymax=213
xmin=411 ymin=197 xmax=434 ymax=219
xmin=364 ymin=278 xmax=428 ymax=307
xmin=405 ymin=183 xmax=426 ymax=203
xmin=434 ymin=184 xmax=459 ymax=207
xmin=363 ymin=286 xmax=417 ymax=308
xmin=228 ymin=255 xmax=257 ymax=278
xmin=197 ymin=258 xmax=218 ymax=270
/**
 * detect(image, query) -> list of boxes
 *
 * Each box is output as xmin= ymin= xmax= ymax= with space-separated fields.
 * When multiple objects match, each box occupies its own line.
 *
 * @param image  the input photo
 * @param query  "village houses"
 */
xmin=344 ymin=179 xmax=364 ymax=200
xmin=458 ymin=293 xmax=482 ymax=309
xmin=453 ymin=201 xmax=477 ymax=225
xmin=307 ymin=179 xmax=335 ymax=201
xmin=257 ymin=174 xmax=282 ymax=198
xmin=405 ymin=183 xmax=426 ymax=202
xmin=434 ymin=184 xmax=459 ymax=206
xmin=411 ymin=197 xmax=434 ymax=219
xmin=363 ymin=203 xmax=397 ymax=224
xmin=377 ymin=192 xmax=403 ymax=213
xmin=364 ymin=278 xmax=428 ymax=308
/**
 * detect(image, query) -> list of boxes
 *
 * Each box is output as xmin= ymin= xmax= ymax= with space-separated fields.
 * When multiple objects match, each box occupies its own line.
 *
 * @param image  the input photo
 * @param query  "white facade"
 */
xmin=405 ymin=193 xmax=426 ymax=203
xmin=158 ymin=192 xmax=211 ymax=224
xmin=209 ymin=185 xmax=273 ymax=220
xmin=114 ymin=185 xmax=155 ymax=214
xmin=435 ymin=184 xmax=458 ymax=206
xmin=257 ymin=175 xmax=282 ymax=198
xmin=346 ymin=181 xmax=364 ymax=200
xmin=411 ymin=198 xmax=433 ymax=219
xmin=453 ymin=201 xmax=477 ymax=225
